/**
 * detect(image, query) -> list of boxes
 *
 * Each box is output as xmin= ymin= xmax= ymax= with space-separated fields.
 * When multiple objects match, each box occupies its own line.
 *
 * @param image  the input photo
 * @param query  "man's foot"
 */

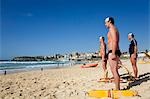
xmin=134 ymin=77 xmax=139 ymax=80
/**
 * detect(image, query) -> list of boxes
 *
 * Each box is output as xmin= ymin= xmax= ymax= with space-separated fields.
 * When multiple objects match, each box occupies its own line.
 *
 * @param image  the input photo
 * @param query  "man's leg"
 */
xmin=130 ymin=55 xmax=138 ymax=78
xmin=102 ymin=60 xmax=108 ymax=78
xmin=108 ymin=53 xmax=120 ymax=90
xmin=118 ymin=58 xmax=122 ymax=69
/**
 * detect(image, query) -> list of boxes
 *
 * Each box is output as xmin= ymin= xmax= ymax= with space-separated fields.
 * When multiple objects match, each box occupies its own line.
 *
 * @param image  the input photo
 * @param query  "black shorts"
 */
xmin=103 ymin=59 xmax=107 ymax=63
xmin=107 ymin=50 xmax=121 ymax=57
xmin=102 ymin=55 xmax=108 ymax=62
xmin=105 ymin=54 xmax=108 ymax=59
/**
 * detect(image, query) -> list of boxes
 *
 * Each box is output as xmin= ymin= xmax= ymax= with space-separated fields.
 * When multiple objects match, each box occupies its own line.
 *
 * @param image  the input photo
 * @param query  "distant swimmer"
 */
xmin=128 ymin=33 xmax=138 ymax=79
xmin=105 ymin=17 xmax=121 ymax=90
xmin=99 ymin=36 xmax=108 ymax=78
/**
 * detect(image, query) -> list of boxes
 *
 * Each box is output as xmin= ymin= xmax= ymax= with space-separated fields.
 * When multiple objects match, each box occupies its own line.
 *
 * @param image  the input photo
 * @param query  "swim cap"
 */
xmin=128 ymin=33 xmax=134 ymax=38
xmin=105 ymin=17 xmax=114 ymax=24
xmin=99 ymin=36 xmax=104 ymax=40
xmin=105 ymin=17 xmax=110 ymax=23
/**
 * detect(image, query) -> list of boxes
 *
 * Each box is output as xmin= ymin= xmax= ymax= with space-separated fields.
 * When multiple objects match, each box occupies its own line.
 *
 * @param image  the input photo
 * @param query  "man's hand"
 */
xmin=111 ymin=54 xmax=117 ymax=60
xmin=132 ymin=54 xmax=137 ymax=59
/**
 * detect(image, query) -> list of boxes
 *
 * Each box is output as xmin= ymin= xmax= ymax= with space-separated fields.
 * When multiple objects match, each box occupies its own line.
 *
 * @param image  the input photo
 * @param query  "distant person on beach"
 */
xmin=128 ymin=33 xmax=138 ymax=79
xmin=99 ymin=36 xmax=108 ymax=78
xmin=105 ymin=17 xmax=121 ymax=90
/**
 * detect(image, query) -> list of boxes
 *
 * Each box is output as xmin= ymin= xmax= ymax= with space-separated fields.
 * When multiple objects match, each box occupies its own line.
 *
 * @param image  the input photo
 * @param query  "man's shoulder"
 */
xmin=131 ymin=39 xmax=137 ymax=45
xmin=109 ymin=27 xmax=117 ymax=34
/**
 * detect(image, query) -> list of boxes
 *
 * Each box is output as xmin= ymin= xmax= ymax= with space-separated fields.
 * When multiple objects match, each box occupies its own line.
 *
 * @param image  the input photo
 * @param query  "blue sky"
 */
xmin=1 ymin=0 xmax=149 ymax=60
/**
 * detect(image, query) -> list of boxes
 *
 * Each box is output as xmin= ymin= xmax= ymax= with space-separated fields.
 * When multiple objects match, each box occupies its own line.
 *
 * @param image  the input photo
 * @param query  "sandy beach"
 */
xmin=0 ymin=59 xmax=150 ymax=99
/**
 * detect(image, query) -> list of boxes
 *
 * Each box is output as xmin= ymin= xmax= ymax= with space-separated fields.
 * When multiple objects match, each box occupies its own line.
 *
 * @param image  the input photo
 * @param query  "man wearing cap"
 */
xmin=128 ymin=33 xmax=138 ymax=79
xmin=99 ymin=36 xmax=108 ymax=79
xmin=105 ymin=17 xmax=121 ymax=90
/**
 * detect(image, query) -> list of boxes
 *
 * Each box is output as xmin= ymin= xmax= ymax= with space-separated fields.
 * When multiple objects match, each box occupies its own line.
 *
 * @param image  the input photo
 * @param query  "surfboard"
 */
xmin=138 ymin=61 xmax=150 ymax=64
xmin=81 ymin=63 xmax=98 ymax=68
xmin=88 ymin=90 xmax=138 ymax=99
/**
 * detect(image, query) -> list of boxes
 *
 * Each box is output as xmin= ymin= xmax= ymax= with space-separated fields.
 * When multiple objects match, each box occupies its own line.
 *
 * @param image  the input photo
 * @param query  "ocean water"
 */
xmin=0 ymin=61 xmax=75 ymax=74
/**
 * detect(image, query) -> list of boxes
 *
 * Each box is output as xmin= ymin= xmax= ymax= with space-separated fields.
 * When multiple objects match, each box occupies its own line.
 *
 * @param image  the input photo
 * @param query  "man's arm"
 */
xmin=99 ymin=47 xmax=101 ymax=57
xmin=134 ymin=46 xmax=137 ymax=54
xmin=103 ymin=43 xmax=106 ymax=58
xmin=133 ymin=40 xmax=138 ymax=55
xmin=101 ymin=44 xmax=105 ymax=58
xmin=102 ymin=43 xmax=106 ymax=59
xmin=99 ymin=44 xmax=103 ymax=57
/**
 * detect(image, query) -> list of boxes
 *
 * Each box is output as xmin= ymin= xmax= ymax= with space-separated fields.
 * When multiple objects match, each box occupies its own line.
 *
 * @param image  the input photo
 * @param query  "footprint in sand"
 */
xmin=5 ymin=87 xmax=10 ymax=90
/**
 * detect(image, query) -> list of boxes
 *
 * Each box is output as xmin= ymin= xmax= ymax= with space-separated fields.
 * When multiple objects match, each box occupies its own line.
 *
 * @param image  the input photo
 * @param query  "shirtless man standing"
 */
xmin=105 ymin=17 xmax=121 ymax=90
xmin=99 ymin=36 xmax=108 ymax=78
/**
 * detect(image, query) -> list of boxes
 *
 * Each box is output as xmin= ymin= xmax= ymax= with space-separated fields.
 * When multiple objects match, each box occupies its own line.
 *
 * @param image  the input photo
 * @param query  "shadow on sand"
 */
xmin=124 ymin=72 xmax=150 ymax=90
